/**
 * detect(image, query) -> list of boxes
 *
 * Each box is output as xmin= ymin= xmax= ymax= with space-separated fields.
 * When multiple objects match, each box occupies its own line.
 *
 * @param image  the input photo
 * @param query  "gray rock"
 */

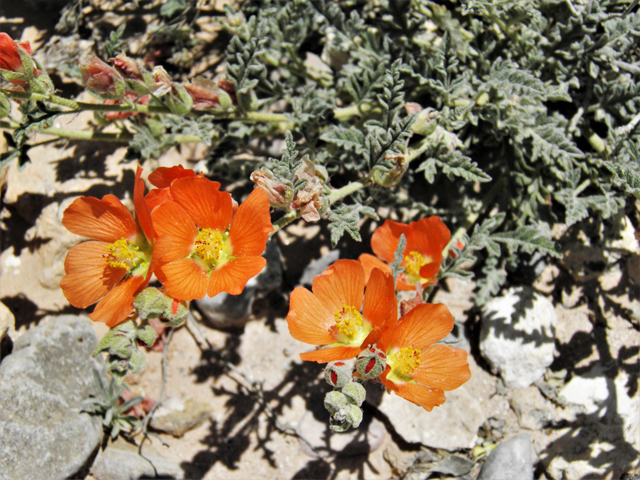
xmin=480 ymin=287 xmax=556 ymax=388
xmin=0 ymin=315 xmax=104 ymax=480
xmin=430 ymin=454 xmax=474 ymax=476
xmin=150 ymin=396 xmax=212 ymax=437
xmin=375 ymin=385 xmax=485 ymax=451
xmin=477 ymin=433 xmax=533 ymax=480
xmin=91 ymin=436 xmax=184 ymax=480
xmin=509 ymin=386 xmax=558 ymax=430
xmin=298 ymin=249 xmax=340 ymax=286
xmin=195 ymin=240 xmax=282 ymax=328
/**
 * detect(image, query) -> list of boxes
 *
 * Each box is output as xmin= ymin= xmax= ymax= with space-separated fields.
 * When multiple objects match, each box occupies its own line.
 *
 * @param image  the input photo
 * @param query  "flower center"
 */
xmin=389 ymin=346 xmax=421 ymax=379
xmin=334 ymin=305 xmax=363 ymax=337
xmin=104 ymin=238 xmax=142 ymax=270
xmin=403 ymin=251 xmax=429 ymax=279
xmin=193 ymin=228 xmax=232 ymax=267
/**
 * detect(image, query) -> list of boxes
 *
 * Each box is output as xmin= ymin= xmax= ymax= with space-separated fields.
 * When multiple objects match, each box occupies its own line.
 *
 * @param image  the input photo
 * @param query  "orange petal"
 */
xmin=206 ymin=256 xmax=266 ymax=297
xmin=60 ymin=241 xmax=126 ymax=308
xmin=62 ymin=196 xmax=139 ymax=243
xmin=412 ymin=345 xmax=471 ymax=391
xmin=410 ymin=216 xmax=451 ymax=260
xmin=391 ymin=303 xmax=454 ymax=351
xmin=300 ymin=346 xmax=361 ymax=363
xmin=361 ymin=268 xmax=397 ymax=347
xmin=312 ymin=259 xmax=365 ymax=314
xmin=134 ymin=166 xmax=157 ymax=242
xmin=287 ymin=286 xmax=336 ymax=346
xmin=371 ymin=219 xmax=411 ymax=263
xmin=169 ymin=176 xmax=233 ymax=231
xmin=396 ymin=273 xmax=418 ymax=291
xmin=90 ymin=274 xmax=148 ymax=328
xmin=358 ymin=253 xmax=391 ymax=283
xmin=148 ymin=165 xmax=199 ymax=188
xmin=145 ymin=188 xmax=172 ymax=211
xmin=228 ymin=189 xmax=273 ymax=257
xmin=394 ymin=382 xmax=446 ymax=412
xmin=155 ymin=258 xmax=208 ymax=300
xmin=151 ymin=200 xmax=197 ymax=261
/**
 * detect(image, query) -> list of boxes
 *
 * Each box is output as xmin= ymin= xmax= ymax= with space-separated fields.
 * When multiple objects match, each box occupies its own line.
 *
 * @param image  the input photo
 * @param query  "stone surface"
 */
xmin=90 ymin=436 xmax=184 ymax=480
xmin=509 ymin=386 xmax=559 ymax=431
xmin=296 ymin=411 xmax=386 ymax=458
xmin=480 ymin=287 xmax=556 ymax=388
xmin=150 ymin=396 xmax=213 ymax=437
xmin=298 ymin=248 xmax=340 ymax=286
xmin=0 ymin=315 xmax=104 ymax=480
xmin=375 ymin=385 xmax=485 ymax=451
xmin=477 ymin=433 xmax=533 ymax=480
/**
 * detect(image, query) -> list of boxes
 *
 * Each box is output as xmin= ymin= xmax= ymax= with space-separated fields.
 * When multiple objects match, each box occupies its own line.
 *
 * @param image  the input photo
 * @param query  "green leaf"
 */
xmin=604 ymin=162 xmax=640 ymax=198
xmin=418 ymin=151 xmax=491 ymax=184
xmin=491 ymin=226 xmax=561 ymax=258
xmin=320 ymin=126 xmax=365 ymax=154
xmin=327 ymin=204 xmax=379 ymax=247
xmin=161 ymin=0 xmax=186 ymax=17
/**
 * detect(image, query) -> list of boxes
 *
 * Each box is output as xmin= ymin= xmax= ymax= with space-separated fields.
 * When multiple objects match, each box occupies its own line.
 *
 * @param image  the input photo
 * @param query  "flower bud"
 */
xmin=80 ymin=55 xmax=125 ymax=99
xmin=409 ymin=106 xmax=440 ymax=136
xmin=184 ymin=77 xmax=221 ymax=109
xmin=129 ymin=349 xmax=147 ymax=374
xmin=324 ymin=361 xmax=352 ymax=388
xmin=370 ymin=154 xmax=407 ymax=187
xmin=324 ymin=390 xmax=348 ymax=414
xmin=135 ymin=325 xmax=158 ymax=347
xmin=134 ymin=287 xmax=188 ymax=327
xmin=330 ymin=404 xmax=363 ymax=432
xmin=111 ymin=53 xmax=149 ymax=95
xmin=355 ymin=347 xmax=387 ymax=379
xmin=342 ymin=381 xmax=366 ymax=406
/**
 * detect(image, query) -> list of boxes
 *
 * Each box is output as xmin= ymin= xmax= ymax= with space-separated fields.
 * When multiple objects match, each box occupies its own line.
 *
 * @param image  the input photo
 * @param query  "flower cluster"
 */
xmin=286 ymin=217 xmax=470 ymax=422
xmin=61 ymin=165 xmax=273 ymax=328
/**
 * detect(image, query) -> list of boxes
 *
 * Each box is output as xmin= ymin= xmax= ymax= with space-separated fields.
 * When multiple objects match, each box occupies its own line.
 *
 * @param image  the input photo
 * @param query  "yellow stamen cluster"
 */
xmin=104 ymin=238 xmax=139 ymax=270
xmin=194 ymin=228 xmax=228 ymax=265
xmin=404 ymin=251 xmax=429 ymax=279
xmin=390 ymin=346 xmax=421 ymax=377
xmin=334 ymin=305 xmax=363 ymax=337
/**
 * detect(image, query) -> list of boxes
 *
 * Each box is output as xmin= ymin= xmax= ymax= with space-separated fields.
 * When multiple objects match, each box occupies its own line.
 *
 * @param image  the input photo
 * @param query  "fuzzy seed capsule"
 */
xmin=324 ymin=391 xmax=348 ymax=414
xmin=356 ymin=347 xmax=387 ymax=379
xmin=324 ymin=361 xmax=353 ymax=388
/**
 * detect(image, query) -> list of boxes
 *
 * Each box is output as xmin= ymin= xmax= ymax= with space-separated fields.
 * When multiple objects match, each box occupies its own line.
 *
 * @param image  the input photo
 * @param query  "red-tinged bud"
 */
xmin=324 ymin=361 xmax=353 ymax=388
xmin=449 ymin=240 xmax=465 ymax=258
xmin=110 ymin=53 xmax=149 ymax=95
xmin=0 ymin=33 xmax=33 ymax=73
xmin=151 ymin=66 xmax=192 ymax=114
xmin=355 ymin=347 xmax=386 ymax=379
xmin=219 ymin=78 xmax=237 ymax=105
xmin=184 ymin=77 xmax=220 ymax=109
xmin=80 ymin=55 xmax=125 ymax=99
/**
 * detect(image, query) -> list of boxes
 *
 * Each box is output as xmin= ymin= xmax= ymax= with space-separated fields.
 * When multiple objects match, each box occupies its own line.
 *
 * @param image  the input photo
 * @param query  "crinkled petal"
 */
xmin=151 ymin=200 xmax=197 ymax=261
xmin=361 ymin=268 xmax=396 ymax=347
xmin=145 ymin=188 xmax=172 ymax=212
xmin=228 ymin=189 xmax=273 ymax=257
xmin=300 ymin=346 xmax=361 ymax=363
xmin=155 ymin=258 xmax=208 ymax=300
xmin=148 ymin=165 xmax=199 ymax=188
xmin=60 ymin=241 xmax=126 ymax=308
xmin=413 ymin=345 xmax=471 ymax=391
xmin=206 ymin=256 xmax=266 ymax=297
xmin=62 ymin=195 xmax=139 ymax=242
xmin=90 ymin=274 xmax=148 ymax=328
xmin=169 ymin=176 xmax=232 ymax=231
xmin=371 ymin=219 xmax=412 ymax=263
xmin=312 ymin=259 xmax=365 ymax=314
xmin=391 ymin=303 xmax=454 ymax=351
xmin=287 ymin=286 xmax=336 ymax=346
xmin=358 ymin=253 xmax=391 ymax=284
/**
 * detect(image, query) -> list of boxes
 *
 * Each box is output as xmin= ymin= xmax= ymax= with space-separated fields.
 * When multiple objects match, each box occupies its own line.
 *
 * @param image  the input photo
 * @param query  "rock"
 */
xmin=559 ymin=372 xmax=609 ymax=414
xmin=430 ymin=454 xmax=474 ymax=476
xmin=509 ymin=386 xmax=558 ymax=430
xmin=0 ymin=315 xmax=104 ymax=480
xmin=149 ymin=396 xmax=212 ymax=437
xmin=477 ymin=433 xmax=533 ymax=480
xmin=298 ymin=249 xmax=340 ymax=286
xmin=0 ymin=301 xmax=15 ymax=360
xmin=480 ymin=287 xmax=556 ymax=388
xmin=195 ymin=241 xmax=282 ymax=328
xmin=90 ymin=436 xmax=184 ymax=480
xmin=375 ymin=385 xmax=485 ymax=451
xmin=296 ymin=411 xmax=385 ymax=458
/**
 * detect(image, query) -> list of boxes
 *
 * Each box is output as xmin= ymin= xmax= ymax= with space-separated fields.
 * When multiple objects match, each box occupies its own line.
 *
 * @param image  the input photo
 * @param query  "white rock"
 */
xmin=376 ymin=385 xmax=485 ymax=451
xmin=480 ymin=287 xmax=556 ymax=388
xmin=559 ymin=374 xmax=609 ymax=414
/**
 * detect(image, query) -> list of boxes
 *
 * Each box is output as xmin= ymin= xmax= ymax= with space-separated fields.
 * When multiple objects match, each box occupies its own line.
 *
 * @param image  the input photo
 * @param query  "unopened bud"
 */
xmin=135 ymin=325 xmax=158 ymax=347
xmin=324 ymin=390 xmax=348 ymax=414
xmin=134 ymin=287 xmax=188 ymax=327
xmin=342 ymin=382 xmax=366 ymax=406
xmin=330 ymin=404 xmax=363 ymax=432
xmin=355 ymin=347 xmax=387 ymax=379
xmin=165 ymin=83 xmax=193 ymax=115
xmin=129 ymin=349 xmax=147 ymax=374
xmin=410 ymin=107 xmax=440 ymax=136
xmin=80 ymin=55 xmax=125 ymax=100
xmin=324 ymin=361 xmax=352 ymax=388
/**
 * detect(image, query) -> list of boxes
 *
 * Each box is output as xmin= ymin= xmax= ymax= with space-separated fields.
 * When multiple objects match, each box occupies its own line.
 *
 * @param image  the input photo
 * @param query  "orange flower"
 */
xmin=287 ymin=260 xmax=397 ymax=363
xmin=359 ymin=217 xmax=451 ymax=290
xmin=377 ymin=303 xmax=470 ymax=411
xmin=145 ymin=165 xmax=201 ymax=211
xmin=150 ymin=177 xmax=273 ymax=300
xmin=61 ymin=167 xmax=159 ymax=327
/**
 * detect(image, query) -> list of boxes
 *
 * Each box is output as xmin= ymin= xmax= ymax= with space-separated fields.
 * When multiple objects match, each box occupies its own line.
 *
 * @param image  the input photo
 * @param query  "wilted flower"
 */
xmin=80 ymin=55 xmax=125 ymax=99
xmin=287 ymin=260 xmax=396 ymax=363
xmin=250 ymin=168 xmax=292 ymax=208
xmin=290 ymin=159 xmax=327 ymax=222
xmin=151 ymin=65 xmax=192 ymax=114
